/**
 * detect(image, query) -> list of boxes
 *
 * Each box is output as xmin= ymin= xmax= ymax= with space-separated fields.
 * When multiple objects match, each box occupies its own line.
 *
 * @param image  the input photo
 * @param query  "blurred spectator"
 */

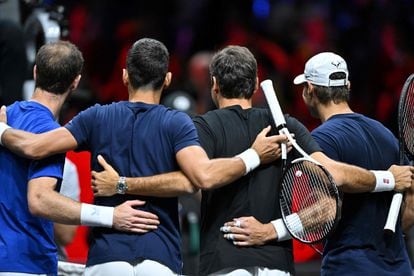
xmin=0 ymin=19 xmax=27 ymax=105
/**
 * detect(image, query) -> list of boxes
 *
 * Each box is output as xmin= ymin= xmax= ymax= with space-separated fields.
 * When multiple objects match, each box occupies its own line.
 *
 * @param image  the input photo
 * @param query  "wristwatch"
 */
xmin=116 ymin=176 xmax=128 ymax=194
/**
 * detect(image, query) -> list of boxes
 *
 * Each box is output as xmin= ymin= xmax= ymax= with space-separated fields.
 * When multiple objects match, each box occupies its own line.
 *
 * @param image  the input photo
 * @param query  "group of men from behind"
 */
xmin=0 ymin=38 xmax=413 ymax=276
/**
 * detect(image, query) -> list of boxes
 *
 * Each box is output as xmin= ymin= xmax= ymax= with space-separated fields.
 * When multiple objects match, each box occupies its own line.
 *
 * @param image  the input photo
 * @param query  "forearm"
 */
xmin=126 ymin=171 xmax=198 ymax=197
xmin=312 ymin=152 xmax=376 ymax=193
xmin=331 ymin=162 xmax=376 ymax=193
xmin=2 ymin=128 xmax=43 ymax=159
xmin=184 ymin=157 xmax=247 ymax=190
xmin=29 ymin=178 xmax=114 ymax=227
xmin=2 ymin=127 xmax=77 ymax=159
xmin=176 ymin=146 xmax=260 ymax=190
xmin=29 ymin=189 xmax=83 ymax=225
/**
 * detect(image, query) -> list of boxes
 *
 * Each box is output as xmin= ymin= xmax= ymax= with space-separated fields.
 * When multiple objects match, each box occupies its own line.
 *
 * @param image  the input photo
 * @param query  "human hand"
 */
xmin=0 ymin=105 xmax=7 ymax=123
xmin=113 ymin=200 xmax=160 ymax=233
xmin=220 ymin=216 xmax=276 ymax=246
xmin=92 ymin=155 xmax=120 ymax=197
xmin=251 ymin=126 xmax=289 ymax=164
xmin=388 ymin=165 xmax=414 ymax=192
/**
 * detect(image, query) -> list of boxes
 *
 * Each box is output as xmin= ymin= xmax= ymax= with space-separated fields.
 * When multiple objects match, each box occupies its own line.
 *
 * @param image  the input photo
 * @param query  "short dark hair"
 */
xmin=209 ymin=46 xmax=257 ymax=99
xmin=126 ymin=38 xmax=169 ymax=90
xmin=312 ymin=72 xmax=350 ymax=104
xmin=35 ymin=41 xmax=84 ymax=94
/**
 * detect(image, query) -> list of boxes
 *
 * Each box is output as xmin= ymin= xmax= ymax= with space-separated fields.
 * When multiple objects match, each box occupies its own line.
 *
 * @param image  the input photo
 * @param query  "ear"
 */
xmin=70 ymin=74 xmax=81 ymax=90
xmin=33 ymin=65 xmax=37 ymax=81
xmin=122 ymin=69 xmax=129 ymax=86
xmin=347 ymin=81 xmax=351 ymax=90
xmin=253 ymin=77 xmax=259 ymax=94
xmin=211 ymin=76 xmax=219 ymax=95
xmin=306 ymin=82 xmax=314 ymax=96
xmin=164 ymin=72 xmax=172 ymax=88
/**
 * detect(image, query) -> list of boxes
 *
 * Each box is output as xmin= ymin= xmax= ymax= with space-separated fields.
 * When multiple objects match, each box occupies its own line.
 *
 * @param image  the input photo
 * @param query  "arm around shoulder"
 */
xmin=311 ymin=152 xmax=413 ymax=193
xmin=2 ymin=127 xmax=77 ymax=159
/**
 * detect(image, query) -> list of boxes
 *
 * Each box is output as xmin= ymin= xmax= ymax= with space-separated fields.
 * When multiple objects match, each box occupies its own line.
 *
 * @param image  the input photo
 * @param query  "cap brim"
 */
xmin=293 ymin=74 xmax=306 ymax=85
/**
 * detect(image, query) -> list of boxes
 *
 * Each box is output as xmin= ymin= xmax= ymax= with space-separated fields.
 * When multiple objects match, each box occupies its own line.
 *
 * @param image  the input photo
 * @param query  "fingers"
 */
xmin=273 ymin=134 xmax=289 ymax=144
xmin=133 ymin=210 xmax=160 ymax=221
xmin=97 ymin=155 xmax=113 ymax=171
xmin=218 ymin=232 xmax=250 ymax=245
xmin=129 ymin=215 xmax=160 ymax=226
xmin=258 ymin=125 xmax=271 ymax=137
xmin=0 ymin=105 xmax=6 ymax=124
xmin=127 ymin=225 xmax=158 ymax=233
xmin=122 ymin=222 xmax=159 ymax=233
xmin=220 ymin=219 xmax=246 ymax=235
xmin=126 ymin=199 xmax=147 ymax=207
xmin=224 ymin=218 xmax=243 ymax=228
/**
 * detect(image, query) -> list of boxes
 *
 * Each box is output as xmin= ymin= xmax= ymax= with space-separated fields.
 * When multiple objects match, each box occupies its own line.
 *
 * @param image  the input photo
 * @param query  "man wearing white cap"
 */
xmin=293 ymin=52 xmax=411 ymax=275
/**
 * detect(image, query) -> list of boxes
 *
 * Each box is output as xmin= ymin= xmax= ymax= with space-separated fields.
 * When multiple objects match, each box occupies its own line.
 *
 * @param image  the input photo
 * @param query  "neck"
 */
xmin=128 ymin=88 xmax=162 ymax=104
xmin=30 ymin=88 xmax=69 ymax=118
xmin=218 ymin=97 xmax=252 ymax=109
xmin=318 ymin=101 xmax=353 ymax=122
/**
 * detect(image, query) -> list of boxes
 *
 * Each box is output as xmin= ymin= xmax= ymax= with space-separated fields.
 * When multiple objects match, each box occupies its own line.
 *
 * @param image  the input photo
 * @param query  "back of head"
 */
xmin=35 ymin=41 xmax=84 ymax=95
xmin=209 ymin=45 xmax=257 ymax=99
xmin=126 ymin=38 xmax=169 ymax=90
xmin=294 ymin=52 xmax=350 ymax=104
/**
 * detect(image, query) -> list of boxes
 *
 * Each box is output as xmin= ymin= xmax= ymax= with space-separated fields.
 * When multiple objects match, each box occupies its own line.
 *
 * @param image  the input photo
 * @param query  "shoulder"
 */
xmin=11 ymin=101 xmax=60 ymax=133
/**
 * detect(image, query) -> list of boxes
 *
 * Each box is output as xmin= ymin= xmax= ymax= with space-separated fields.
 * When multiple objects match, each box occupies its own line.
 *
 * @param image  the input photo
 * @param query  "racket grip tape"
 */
xmin=384 ymin=192 xmax=403 ymax=233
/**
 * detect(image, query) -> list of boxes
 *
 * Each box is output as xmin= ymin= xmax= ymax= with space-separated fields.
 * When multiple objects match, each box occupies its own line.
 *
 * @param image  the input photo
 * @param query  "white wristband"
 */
xmin=80 ymin=203 xmax=114 ymax=228
xmin=271 ymin=218 xmax=292 ymax=241
xmin=0 ymin=122 xmax=11 ymax=146
xmin=236 ymin=148 xmax=260 ymax=175
xmin=370 ymin=170 xmax=395 ymax=192
xmin=285 ymin=213 xmax=304 ymax=234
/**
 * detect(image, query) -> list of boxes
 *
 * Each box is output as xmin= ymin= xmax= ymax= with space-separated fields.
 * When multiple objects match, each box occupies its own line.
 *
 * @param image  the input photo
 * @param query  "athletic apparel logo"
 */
xmin=331 ymin=61 xmax=342 ymax=68
xmin=383 ymin=178 xmax=390 ymax=184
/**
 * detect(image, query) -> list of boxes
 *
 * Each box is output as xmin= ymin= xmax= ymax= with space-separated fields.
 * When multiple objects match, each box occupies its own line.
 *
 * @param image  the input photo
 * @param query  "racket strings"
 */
xmin=400 ymin=81 xmax=414 ymax=155
xmin=280 ymin=160 xmax=337 ymax=243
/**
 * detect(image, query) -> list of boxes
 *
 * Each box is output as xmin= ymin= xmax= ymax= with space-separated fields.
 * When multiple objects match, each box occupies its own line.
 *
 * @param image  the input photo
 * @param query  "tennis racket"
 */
xmin=384 ymin=74 xmax=414 ymax=233
xmin=261 ymin=79 xmax=341 ymax=244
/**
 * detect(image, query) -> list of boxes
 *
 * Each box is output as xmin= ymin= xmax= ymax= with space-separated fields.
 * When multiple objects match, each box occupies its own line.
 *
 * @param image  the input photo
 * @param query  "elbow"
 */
xmin=23 ymin=147 xmax=44 ymax=160
xmin=28 ymin=197 xmax=45 ymax=217
xmin=11 ymin=140 xmax=45 ymax=160
xmin=28 ymin=191 xmax=48 ymax=217
xmin=191 ymin=172 xmax=217 ymax=190
xmin=186 ymin=184 xmax=200 ymax=194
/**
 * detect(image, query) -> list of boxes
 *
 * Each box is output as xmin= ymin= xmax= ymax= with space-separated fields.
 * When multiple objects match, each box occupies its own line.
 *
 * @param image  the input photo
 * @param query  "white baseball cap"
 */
xmin=293 ymin=52 xmax=349 ymax=87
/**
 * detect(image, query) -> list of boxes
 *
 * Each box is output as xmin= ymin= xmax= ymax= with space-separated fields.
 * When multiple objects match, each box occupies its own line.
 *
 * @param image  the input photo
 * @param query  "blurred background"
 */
xmin=1 ymin=0 xmax=414 ymax=274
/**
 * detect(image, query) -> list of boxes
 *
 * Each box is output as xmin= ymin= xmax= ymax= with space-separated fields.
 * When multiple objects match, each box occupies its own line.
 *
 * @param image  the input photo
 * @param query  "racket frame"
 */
xmin=384 ymin=73 xmax=414 ymax=233
xmin=260 ymin=79 xmax=341 ymax=244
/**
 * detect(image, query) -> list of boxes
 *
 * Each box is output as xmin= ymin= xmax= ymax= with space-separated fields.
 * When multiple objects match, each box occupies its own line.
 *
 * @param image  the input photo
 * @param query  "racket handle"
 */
xmin=281 ymin=142 xmax=287 ymax=160
xmin=260 ymin=80 xmax=287 ymax=127
xmin=281 ymin=142 xmax=287 ymax=169
xmin=384 ymin=192 xmax=403 ymax=233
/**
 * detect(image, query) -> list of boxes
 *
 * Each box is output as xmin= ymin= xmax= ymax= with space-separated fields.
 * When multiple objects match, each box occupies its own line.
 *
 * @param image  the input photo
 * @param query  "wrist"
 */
xmin=236 ymin=148 xmax=260 ymax=175
xmin=0 ymin=122 xmax=11 ymax=146
xmin=370 ymin=170 xmax=395 ymax=192
xmin=271 ymin=218 xmax=292 ymax=241
xmin=116 ymin=176 xmax=128 ymax=194
xmin=80 ymin=203 xmax=114 ymax=227
xmin=265 ymin=222 xmax=277 ymax=242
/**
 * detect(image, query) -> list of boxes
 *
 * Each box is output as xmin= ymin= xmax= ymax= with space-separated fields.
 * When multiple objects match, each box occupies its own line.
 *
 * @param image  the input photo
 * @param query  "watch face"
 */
xmin=117 ymin=182 xmax=127 ymax=194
